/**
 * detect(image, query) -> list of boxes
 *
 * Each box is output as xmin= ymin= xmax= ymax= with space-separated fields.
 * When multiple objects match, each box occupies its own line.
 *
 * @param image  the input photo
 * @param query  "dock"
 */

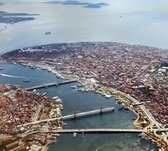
xmin=24 ymin=80 xmax=76 ymax=91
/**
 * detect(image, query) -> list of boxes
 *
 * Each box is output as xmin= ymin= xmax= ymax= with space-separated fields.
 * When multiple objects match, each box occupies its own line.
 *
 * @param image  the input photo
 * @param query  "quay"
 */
xmin=24 ymin=80 xmax=76 ymax=91
xmin=18 ymin=107 xmax=115 ymax=127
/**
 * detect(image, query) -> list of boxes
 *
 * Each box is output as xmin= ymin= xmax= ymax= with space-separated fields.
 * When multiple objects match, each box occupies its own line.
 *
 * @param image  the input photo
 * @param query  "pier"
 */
xmin=18 ymin=107 xmax=115 ymax=127
xmin=24 ymin=80 xmax=76 ymax=91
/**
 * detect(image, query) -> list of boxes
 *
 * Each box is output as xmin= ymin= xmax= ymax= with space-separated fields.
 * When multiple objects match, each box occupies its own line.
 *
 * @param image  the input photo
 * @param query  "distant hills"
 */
xmin=48 ymin=0 xmax=109 ymax=8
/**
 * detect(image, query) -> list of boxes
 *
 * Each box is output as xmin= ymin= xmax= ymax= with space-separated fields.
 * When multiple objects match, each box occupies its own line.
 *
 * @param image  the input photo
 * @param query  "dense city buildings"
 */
xmin=0 ymin=84 xmax=63 ymax=150
xmin=3 ymin=42 xmax=168 ymax=125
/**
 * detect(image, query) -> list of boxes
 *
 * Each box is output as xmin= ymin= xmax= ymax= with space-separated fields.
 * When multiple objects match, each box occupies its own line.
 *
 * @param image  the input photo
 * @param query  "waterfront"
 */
xmin=0 ymin=63 xmax=159 ymax=151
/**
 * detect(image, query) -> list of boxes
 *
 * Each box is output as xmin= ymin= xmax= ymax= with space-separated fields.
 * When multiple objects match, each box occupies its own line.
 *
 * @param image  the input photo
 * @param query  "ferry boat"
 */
xmin=33 ymin=89 xmax=36 ymax=92
xmin=59 ymin=103 xmax=63 ymax=110
xmin=45 ymin=32 xmax=51 ymax=35
xmin=23 ymin=79 xmax=30 ymax=82
xmin=73 ymin=132 xmax=78 ymax=137
xmin=52 ymin=96 xmax=59 ymax=100
xmin=30 ymin=66 xmax=36 ymax=69
xmin=71 ymin=85 xmax=77 ymax=89
xmin=42 ymin=92 xmax=46 ymax=96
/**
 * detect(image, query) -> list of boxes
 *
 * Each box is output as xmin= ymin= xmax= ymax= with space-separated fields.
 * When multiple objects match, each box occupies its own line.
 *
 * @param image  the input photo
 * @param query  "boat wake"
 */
xmin=0 ymin=26 xmax=7 ymax=31
xmin=0 ymin=73 xmax=26 ymax=79
xmin=95 ymin=146 xmax=102 ymax=151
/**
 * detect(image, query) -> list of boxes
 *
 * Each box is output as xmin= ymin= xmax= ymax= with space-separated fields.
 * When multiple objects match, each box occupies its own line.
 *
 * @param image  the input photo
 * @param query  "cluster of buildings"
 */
xmin=0 ymin=84 xmax=62 ymax=149
xmin=2 ymin=42 xmax=168 ymax=126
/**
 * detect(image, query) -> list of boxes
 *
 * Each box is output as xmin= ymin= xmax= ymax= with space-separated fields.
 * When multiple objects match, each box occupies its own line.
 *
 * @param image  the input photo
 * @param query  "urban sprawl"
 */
xmin=1 ymin=42 xmax=168 ymax=150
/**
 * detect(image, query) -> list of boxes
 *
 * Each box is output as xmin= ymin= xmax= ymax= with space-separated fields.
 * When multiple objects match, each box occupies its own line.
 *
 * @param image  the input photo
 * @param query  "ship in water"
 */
xmin=45 ymin=32 xmax=51 ymax=35
xmin=115 ymin=99 xmax=129 ymax=112
xmin=23 ymin=79 xmax=30 ymax=82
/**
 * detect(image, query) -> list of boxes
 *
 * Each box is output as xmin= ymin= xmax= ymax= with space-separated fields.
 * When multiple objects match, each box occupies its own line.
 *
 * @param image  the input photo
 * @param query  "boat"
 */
xmin=104 ymin=94 xmax=111 ymax=99
xmin=0 ymin=68 xmax=3 ymax=70
xmin=45 ymin=32 xmax=51 ymax=35
xmin=73 ymin=132 xmax=78 ymax=137
xmin=71 ymin=85 xmax=77 ymax=89
xmin=42 ymin=92 xmax=46 ymax=96
xmin=56 ymin=98 xmax=62 ymax=103
xmin=33 ymin=89 xmax=36 ymax=92
xmin=59 ymin=103 xmax=63 ymax=110
xmin=52 ymin=96 xmax=59 ymax=100
xmin=30 ymin=66 xmax=36 ymax=69
xmin=23 ymin=79 xmax=30 ymax=82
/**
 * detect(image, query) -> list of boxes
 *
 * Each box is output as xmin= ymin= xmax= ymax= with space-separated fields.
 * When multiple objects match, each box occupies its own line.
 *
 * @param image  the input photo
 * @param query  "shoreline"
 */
xmin=33 ymin=62 xmax=168 ymax=151
xmin=1 ymin=61 xmax=168 ymax=151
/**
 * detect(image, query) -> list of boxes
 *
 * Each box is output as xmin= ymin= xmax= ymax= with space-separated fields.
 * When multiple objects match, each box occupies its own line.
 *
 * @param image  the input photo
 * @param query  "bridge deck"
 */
xmin=50 ymin=128 xmax=143 ymax=133
xmin=25 ymin=80 xmax=76 ymax=91
xmin=18 ymin=107 xmax=115 ymax=127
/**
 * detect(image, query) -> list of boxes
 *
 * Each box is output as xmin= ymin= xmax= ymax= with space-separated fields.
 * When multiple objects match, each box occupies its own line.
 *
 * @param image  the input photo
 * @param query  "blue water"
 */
xmin=0 ymin=63 xmax=159 ymax=151
xmin=1 ymin=0 xmax=168 ymax=54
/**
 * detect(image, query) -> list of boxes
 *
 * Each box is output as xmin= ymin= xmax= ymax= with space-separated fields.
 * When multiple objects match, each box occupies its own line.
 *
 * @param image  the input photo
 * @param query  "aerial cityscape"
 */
xmin=0 ymin=0 xmax=168 ymax=151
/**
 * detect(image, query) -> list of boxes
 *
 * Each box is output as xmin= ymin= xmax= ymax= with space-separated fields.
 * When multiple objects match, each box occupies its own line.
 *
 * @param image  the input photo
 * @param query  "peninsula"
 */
xmin=2 ymin=42 xmax=168 ymax=150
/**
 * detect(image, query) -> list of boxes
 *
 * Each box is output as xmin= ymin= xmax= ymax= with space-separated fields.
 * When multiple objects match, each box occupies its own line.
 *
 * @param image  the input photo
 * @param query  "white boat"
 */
xmin=42 ymin=92 xmax=46 ymax=96
xmin=60 ymin=103 xmax=63 ymax=110
xmin=33 ymin=89 xmax=36 ymax=92
xmin=73 ymin=132 xmax=78 ymax=137
xmin=56 ymin=98 xmax=62 ymax=103
xmin=52 ymin=96 xmax=59 ymax=100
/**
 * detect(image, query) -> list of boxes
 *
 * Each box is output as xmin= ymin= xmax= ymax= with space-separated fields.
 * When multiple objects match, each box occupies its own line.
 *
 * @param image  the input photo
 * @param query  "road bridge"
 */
xmin=24 ymin=80 xmax=76 ymax=91
xmin=17 ymin=107 xmax=115 ymax=127
xmin=18 ymin=128 xmax=168 ymax=138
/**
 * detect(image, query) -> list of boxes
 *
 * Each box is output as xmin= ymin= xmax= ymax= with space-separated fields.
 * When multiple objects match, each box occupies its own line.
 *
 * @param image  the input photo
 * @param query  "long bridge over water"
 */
xmin=18 ymin=107 xmax=115 ymax=127
xmin=24 ymin=79 xmax=76 ymax=91
xmin=19 ymin=128 xmax=168 ymax=138
xmin=49 ymin=128 xmax=168 ymax=134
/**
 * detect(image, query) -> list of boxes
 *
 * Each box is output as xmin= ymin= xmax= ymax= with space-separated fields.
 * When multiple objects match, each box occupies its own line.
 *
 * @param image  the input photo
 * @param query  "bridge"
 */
xmin=17 ymin=107 xmax=115 ymax=127
xmin=50 ymin=128 xmax=144 ymax=133
xmin=24 ymin=79 xmax=76 ymax=91
xmin=18 ymin=128 xmax=168 ymax=138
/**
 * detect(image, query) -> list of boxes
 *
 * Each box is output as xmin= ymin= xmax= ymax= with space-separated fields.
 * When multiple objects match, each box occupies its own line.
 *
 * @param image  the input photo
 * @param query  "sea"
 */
xmin=0 ymin=0 xmax=166 ymax=150
xmin=0 ymin=0 xmax=168 ymax=53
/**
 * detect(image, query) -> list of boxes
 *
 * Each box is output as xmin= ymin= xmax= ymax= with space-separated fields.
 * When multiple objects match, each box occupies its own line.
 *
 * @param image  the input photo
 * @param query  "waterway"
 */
xmin=0 ymin=63 xmax=159 ymax=151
